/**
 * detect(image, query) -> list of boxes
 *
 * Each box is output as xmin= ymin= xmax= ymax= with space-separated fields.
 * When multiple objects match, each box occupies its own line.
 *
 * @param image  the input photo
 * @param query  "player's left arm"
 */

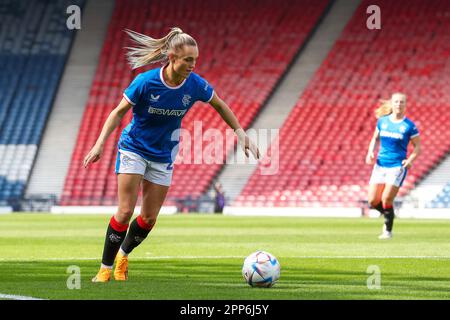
xmin=209 ymin=92 xmax=260 ymax=159
xmin=402 ymin=135 xmax=421 ymax=169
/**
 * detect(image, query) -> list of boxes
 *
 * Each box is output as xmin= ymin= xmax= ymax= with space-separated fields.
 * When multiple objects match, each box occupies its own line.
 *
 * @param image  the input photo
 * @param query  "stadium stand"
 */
xmin=427 ymin=182 xmax=450 ymax=208
xmin=236 ymin=0 xmax=450 ymax=207
xmin=0 ymin=0 xmax=84 ymax=206
xmin=60 ymin=0 xmax=331 ymax=206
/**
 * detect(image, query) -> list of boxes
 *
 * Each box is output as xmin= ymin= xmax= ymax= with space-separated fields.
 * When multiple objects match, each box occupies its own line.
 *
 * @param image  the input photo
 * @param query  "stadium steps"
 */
xmin=26 ymin=0 xmax=115 ymax=197
xmin=236 ymin=0 xmax=450 ymax=208
xmin=402 ymin=154 xmax=450 ymax=208
xmin=213 ymin=0 xmax=362 ymax=202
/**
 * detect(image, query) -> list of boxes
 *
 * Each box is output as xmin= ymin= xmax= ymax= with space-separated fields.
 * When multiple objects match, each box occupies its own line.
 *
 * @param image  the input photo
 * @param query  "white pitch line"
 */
xmin=0 ymin=293 xmax=45 ymax=300
xmin=0 ymin=255 xmax=449 ymax=262
xmin=0 ymin=256 xmax=237 ymax=262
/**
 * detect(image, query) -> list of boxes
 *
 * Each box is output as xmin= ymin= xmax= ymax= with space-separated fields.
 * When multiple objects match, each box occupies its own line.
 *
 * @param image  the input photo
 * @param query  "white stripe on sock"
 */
xmin=118 ymin=248 xmax=128 ymax=257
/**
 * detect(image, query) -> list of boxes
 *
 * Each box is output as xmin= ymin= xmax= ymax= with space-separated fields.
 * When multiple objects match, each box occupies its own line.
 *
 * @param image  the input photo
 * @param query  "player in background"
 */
xmin=84 ymin=27 xmax=260 ymax=282
xmin=366 ymin=93 xmax=421 ymax=239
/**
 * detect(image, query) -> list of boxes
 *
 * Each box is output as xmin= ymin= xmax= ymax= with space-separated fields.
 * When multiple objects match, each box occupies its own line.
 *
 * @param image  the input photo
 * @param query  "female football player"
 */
xmin=366 ymin=93 xmax=421 ymax=239
xmin=84 ymin=27 xmax=260 ymax=282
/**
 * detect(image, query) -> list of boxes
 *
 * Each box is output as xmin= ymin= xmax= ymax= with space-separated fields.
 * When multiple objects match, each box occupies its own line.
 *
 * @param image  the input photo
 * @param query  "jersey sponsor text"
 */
xmin=148 ymin=106 xmax=187 ymax=117
xmin=379 ymin=130 xmax=403 ymax=140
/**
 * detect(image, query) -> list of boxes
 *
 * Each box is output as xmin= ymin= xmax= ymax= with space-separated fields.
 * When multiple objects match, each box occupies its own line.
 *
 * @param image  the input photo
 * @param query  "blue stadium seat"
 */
xmin=427 ymin=182 xmax=450 ymax=208
xmin=0 ymin=0 xmax=84 ymax=205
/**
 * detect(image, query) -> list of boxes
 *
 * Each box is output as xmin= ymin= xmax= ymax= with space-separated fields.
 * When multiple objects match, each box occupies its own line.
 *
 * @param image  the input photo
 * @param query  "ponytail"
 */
xmin=125 ymin=27 xmax=197 ymax=69
xmin=374 ymin=100 xmax=392 ymax=119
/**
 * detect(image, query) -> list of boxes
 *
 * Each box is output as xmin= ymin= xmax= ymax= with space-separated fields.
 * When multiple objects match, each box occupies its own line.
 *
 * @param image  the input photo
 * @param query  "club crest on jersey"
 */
xmin=381 ymin=123 xmax=388 ymax=130
xmin=150 ymin=94 xmax=160 ymax=102
xmin=399 ymin=125 xmax=406 ymax=133
xmin=182 ymin=94 xmax=192 ymax=107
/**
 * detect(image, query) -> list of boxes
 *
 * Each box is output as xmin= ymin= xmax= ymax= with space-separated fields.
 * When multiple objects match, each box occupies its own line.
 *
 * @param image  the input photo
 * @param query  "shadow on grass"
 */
xmin=0 ymin=259 xmax=449 ymax=300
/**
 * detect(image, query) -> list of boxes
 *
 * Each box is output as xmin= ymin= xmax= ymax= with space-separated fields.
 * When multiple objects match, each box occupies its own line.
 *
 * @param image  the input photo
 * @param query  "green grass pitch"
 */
xmin=0 ymin=213 xmax=449 ymax=300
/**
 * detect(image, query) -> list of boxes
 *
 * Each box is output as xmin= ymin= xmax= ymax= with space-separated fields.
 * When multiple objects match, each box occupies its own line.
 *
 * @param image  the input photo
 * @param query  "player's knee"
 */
xmin=115 ymin=208 xmax=133 ymax=224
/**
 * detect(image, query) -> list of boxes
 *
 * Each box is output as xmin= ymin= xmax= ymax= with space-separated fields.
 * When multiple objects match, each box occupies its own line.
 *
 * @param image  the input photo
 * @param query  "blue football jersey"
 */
xmin=119 ymin=67 xmax=214 ymax=163
xmin=376 ymin=115 xmax=419 ymax=167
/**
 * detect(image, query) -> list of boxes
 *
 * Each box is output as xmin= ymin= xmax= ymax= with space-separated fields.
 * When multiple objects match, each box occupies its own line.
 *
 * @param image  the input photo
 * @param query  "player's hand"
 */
xmin=402 ymin=159 xmax=412 ymax=169
xmin=83 ymin=144 xmax=103 ymax=168
xmin=235 ymin=128 xmax=260 ymax=160
xmin=365 ymin=152 xmax=375 ymax=165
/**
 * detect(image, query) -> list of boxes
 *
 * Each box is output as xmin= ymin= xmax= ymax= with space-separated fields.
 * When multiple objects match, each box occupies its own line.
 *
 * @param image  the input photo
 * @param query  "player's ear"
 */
xmin=167 ymin=52 xmax=177 ymax=64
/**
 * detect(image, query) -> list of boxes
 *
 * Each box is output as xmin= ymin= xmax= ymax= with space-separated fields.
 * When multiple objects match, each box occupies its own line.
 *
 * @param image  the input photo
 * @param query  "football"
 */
xmin=242 ymin=251 xmax=280 ymax=287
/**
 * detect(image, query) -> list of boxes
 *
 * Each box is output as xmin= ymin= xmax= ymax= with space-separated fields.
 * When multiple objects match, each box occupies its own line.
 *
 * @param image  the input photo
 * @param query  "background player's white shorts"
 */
xmin=115 ymin=149 xmax=173 ymax=186
xmin=369 ymin=164 xmax=408 ymax=187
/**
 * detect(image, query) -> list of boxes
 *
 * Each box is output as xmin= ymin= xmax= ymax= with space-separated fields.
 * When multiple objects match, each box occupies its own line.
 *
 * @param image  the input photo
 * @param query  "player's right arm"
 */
xmin=83 ymin=97 xmax=133 ymax=168
xmin=366 ymin=127 xmax=379 ymax=165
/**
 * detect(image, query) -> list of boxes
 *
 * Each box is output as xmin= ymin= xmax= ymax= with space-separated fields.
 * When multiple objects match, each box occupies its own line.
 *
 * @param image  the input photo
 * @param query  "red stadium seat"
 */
xmin=237 ymin=0 xmax=450 ymax=207
xmin=61 ymin=0 xmax=331 ymax=205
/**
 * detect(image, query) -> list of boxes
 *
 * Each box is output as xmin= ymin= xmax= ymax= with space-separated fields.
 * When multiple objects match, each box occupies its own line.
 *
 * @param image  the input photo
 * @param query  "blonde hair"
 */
xmin=375 ymin=100 xmax=392 ymax=119
xmin=374 ymin=92 xmax=406 ymax=118
xmin=125 ymin=27 xmax=197 ymax=69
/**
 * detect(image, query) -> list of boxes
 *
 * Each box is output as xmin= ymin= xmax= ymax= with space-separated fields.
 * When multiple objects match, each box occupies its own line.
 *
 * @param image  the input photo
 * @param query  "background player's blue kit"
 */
xmin=370 ymin=115 xmax=419 ymax=186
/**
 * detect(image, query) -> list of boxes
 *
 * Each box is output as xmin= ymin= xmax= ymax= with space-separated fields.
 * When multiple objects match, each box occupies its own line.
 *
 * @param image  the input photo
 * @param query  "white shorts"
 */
xmin=115 ymin=149 xmax=173 ymax=186
xmin=369 ymin=164 xmax=408 ymax=187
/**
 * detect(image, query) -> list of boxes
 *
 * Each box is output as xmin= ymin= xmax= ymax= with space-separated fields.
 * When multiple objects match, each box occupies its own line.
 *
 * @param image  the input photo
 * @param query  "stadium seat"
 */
xmin=61 ymin=0 xmax=331 ymax=206
xmin=427 ymin=182 xmax=450 ymax=208
xmin=238 ymin=0 xmax=450 ymax=208
xmin=0 ymin=0 xmax=84 ymax=204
